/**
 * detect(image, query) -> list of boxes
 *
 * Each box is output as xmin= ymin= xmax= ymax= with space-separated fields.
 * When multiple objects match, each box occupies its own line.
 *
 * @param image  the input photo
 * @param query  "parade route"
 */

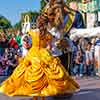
xmin=0 ymin=76 xmax=100 ymax=100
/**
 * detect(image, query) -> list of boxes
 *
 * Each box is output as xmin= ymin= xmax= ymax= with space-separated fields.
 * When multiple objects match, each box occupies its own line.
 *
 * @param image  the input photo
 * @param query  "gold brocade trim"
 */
xmin=63 ymin=10 xmax=76 ymax=34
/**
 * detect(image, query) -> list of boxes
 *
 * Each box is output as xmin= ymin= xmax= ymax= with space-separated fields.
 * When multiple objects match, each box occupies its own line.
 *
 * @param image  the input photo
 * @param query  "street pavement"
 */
xmin=0 ymin=76 xmax=100 ymax=100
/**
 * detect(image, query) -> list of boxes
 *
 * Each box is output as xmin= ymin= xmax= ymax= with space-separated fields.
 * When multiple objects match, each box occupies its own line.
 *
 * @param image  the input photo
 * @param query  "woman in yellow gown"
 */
xmin=0 ymin=0 xmax=80 ymax=98
xmin=0 ymin=29 xmax=79 ymax=98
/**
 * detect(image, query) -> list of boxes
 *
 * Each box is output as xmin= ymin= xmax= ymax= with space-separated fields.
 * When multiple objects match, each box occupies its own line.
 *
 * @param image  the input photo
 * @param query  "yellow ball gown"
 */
xmin=0 ymin=29 xmax=79 ymax=96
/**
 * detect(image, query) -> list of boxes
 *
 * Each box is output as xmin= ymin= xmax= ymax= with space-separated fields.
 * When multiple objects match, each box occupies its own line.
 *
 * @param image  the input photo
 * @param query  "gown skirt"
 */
xmin=0 ymin=29 xmax=79 ymax=96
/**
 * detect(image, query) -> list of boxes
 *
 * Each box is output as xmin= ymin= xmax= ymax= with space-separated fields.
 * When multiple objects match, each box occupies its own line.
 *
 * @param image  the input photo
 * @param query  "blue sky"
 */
xmin=0 ymin=0 xmax=40 ymax=25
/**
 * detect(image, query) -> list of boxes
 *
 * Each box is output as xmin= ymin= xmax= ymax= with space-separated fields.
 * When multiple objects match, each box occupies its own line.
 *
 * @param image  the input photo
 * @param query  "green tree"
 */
xmin=40 ymin=0 xmax=47 ymax=10
xmin=0 ymin=15 xmax=12 ymax=29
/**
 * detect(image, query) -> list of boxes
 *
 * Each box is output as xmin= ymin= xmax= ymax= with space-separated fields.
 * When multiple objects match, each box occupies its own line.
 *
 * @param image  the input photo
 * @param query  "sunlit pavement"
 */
xmin=0 ymin=76 xmax=100 ymax=100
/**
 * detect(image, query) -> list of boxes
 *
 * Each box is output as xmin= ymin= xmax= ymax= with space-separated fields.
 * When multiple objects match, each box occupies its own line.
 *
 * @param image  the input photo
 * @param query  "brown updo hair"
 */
xmin=36 ymin=15 xmax=52 ymax=48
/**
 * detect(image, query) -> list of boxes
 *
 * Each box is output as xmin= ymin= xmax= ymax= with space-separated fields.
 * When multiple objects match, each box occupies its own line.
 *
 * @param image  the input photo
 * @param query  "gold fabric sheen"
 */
xmin=0 ymin=29 xmax=79 ymax=96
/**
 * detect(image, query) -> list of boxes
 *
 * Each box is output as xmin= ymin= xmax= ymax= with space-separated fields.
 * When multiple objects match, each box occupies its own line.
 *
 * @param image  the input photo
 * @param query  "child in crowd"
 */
xmin=85 ymin=42 xmax=94 ymax=76
xmin=7 ymin=54 xmax=19 ymax=75
xmin=73 ymin=49 xmax=84 ymax=78
xmin=0 ymin=55 xmax=9 ymax=76
xmin=3 ymin=48 xmax=18 ymax=75
xmin=1 ymin=59 xmax=9 ymax=76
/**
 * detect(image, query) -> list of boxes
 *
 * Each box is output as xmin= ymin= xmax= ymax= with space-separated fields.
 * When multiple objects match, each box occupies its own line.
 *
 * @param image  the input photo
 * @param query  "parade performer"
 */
xmin=42 ymin=0 xmax=84 ymax=73
xmin=0 ymin=0 xmax=80 ymax=100
xmin=0 ymin=27 xmax=79 ymax=99
xmin=0 ymin=27 xmax=80 ymax=98
xmin=0 ymin=14 xmax=80 ymax=99
xmin=43 ymin=0 xmax=84 ymax=33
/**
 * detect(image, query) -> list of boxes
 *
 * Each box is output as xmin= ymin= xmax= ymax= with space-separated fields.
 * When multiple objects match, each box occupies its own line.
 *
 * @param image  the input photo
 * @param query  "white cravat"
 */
xmin=48 ymin=27 xmax=63 ymax=56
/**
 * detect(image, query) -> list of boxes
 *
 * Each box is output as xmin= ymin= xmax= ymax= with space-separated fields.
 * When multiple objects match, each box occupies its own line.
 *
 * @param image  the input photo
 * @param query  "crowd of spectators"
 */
xmin=0 ymin=29 xmax=100 ymax=79
xmin=0 ymin=30 xmax=32 ymax=76
xmin=70 ymin=36 xmax=100 ymax=78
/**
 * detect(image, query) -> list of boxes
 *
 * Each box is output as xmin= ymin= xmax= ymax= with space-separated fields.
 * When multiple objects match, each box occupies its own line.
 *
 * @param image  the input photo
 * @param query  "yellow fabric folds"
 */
xmin=0 ymin=29 xmax=79 ymax=96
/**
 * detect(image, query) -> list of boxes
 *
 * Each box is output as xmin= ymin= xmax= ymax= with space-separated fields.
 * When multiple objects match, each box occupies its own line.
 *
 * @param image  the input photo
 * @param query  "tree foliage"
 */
xmin=40 ymin=0 xmax=47 ymax=9
xmin=0 ymin=15 xmax=12 ymax=29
